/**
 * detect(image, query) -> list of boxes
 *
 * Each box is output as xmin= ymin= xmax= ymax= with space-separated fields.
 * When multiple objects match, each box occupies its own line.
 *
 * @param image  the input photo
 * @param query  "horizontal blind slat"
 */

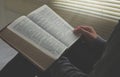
xmin=53 ymin=0 xmax=120 ymax=21
xmin=54 ymin=1 xmax=120 ymax=17
xmin=54 ymin=4 xmax=118 ymax=22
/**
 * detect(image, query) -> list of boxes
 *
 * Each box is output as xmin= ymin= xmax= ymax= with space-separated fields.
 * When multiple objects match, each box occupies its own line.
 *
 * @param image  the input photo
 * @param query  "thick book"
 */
xmin=0 ymin=5 xmax=80 ymax=70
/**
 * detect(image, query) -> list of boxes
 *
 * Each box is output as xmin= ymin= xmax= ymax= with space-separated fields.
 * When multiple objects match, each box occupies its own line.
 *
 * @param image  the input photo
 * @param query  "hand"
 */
xmin=73 ymin=25 xmax=97 ymax=41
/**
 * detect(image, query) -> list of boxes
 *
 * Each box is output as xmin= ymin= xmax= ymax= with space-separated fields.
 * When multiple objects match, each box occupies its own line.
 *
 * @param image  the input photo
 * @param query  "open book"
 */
xmin=0 ymin=5 xmax=79 ymax=70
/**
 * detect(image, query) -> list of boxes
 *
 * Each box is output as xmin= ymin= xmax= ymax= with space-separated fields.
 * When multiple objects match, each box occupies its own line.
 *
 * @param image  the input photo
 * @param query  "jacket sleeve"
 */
xmin=50 ymin=36 xmax=106 ymax=77
xmin=90 ymin=36 xmax=106 ymax=48
xmin=81 ymin=35 xmax=106 ymax=58
xmin=50 ymin=56 xmax=88 ymax=77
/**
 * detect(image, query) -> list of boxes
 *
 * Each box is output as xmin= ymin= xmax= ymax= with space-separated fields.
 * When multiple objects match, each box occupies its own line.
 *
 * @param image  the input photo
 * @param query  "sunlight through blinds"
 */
xmin=52 ymin=0 xmax=120 ymax=22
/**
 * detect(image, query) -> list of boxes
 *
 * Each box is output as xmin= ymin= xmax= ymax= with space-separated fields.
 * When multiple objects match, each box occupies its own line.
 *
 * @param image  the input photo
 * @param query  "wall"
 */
xmin=0 ymin=0 xmax=51 ymax=30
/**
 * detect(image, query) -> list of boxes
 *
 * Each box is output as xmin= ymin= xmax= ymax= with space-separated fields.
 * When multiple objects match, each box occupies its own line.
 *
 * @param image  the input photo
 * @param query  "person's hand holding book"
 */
xmin=73 ymin=25 xmax=97 ymax=41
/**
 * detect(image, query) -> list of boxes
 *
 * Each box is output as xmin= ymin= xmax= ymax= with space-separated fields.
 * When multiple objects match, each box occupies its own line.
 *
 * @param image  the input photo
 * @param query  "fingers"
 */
xmin=80 ymin=28 xmax=94 ymax=39
xmin=80 ymin=27 xmax=91 ymax=36
xmin=73 ymin=26 xmax=82 ymax=35
xmin=73 ymin=25 xmax=97 ymax=40
xmin=80 ymin=26 xmax=94 ymax=32
xmin=73 ymin=25 xmax=91 ymax=34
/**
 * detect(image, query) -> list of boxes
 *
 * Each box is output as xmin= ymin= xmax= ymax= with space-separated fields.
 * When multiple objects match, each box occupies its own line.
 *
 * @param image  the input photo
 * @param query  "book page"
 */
xmin=28 ymin=5 xmax=79 ymax=47
xmin=8 ymin=16 xmax=67 ymax=59
xmin=0 ymin=39 xmax=18 ymax=71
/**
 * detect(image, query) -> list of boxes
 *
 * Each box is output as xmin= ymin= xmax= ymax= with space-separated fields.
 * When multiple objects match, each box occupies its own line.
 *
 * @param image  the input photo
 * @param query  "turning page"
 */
xmin=28 ymin=5 xmax=79 ymax=47
xmin=8 ymin=16 xmax=67 ymax=59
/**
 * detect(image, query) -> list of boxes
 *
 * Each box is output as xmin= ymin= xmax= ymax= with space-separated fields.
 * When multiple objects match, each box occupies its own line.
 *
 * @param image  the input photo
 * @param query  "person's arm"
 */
xmin=73 ymin=26 xmax=107 ymax=68
xmin=74 ymin=26 xmax=106 ymax=52
xmin=50 ymin=25 xmax=106 ymax=77
xmin=90 ymin=35 xmax=106 ymax=48
xmin=50 ymin=56 xmax=88 ymax=77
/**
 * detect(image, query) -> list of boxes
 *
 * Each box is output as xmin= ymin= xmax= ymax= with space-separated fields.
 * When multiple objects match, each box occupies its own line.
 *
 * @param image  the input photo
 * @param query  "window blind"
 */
xmin=52 ymin=0 xmax=120 ymax=22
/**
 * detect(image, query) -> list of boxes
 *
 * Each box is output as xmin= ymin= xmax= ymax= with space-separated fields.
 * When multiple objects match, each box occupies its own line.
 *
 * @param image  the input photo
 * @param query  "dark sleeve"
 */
xmin=50 ymin=56 xmax=88 ymax=77
xmin=83 ymin=35 xmax=106 ymax=57
xmin=91 ymin=36 xmax=106 ymax=47
xmin=88 ymin=35 xmax=106 ymax=48
xmin=87 ymin=36 xmax=107 ymax=62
